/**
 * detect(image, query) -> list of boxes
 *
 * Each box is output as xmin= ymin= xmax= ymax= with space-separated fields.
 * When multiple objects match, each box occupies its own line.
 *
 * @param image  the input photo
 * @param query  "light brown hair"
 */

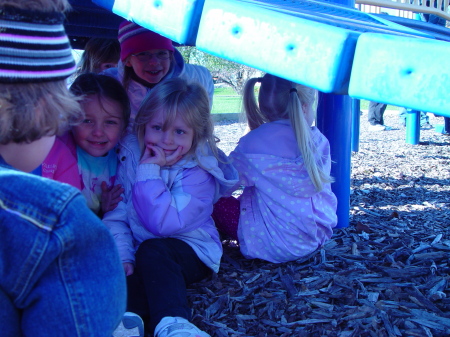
xmin=0 ymin=0 xmax=83 ymax=144
xmin=77 ymin=38 xmax=120 ymax=75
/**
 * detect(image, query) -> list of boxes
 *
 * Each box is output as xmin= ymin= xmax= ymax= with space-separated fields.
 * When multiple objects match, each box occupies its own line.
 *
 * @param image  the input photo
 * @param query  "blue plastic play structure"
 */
xmin=69 ymin=0 xmax=450 ymax=227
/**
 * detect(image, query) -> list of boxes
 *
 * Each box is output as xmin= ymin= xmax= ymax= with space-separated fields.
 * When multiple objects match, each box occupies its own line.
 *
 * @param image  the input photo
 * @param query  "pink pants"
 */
xmin=212 ymin=196 xmax=240 ymax=240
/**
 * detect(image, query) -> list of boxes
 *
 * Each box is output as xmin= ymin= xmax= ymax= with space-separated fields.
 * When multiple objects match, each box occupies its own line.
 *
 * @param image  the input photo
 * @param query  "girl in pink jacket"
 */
xmin=40 ymin=73 xmax=130 ymax=217
xmin=213 ymin=74 xmax=338 ymax=264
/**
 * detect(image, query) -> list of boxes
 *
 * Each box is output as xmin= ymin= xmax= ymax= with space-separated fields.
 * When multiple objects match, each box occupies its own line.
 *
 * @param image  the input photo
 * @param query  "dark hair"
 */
xmin=70 ymin=73 xmax=131 ymax=129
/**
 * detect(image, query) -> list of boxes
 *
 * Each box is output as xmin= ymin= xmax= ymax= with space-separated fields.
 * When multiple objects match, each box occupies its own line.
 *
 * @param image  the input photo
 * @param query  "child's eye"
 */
xmin=152 ymin=125 xmax=161 ymax=131
xmin=175 ymin=129 xmax=185 ymax=135
xmin=83 ymin=119 xmax=92 ymax=124
xmin=106 ymin=120 xmax=118 ymax=125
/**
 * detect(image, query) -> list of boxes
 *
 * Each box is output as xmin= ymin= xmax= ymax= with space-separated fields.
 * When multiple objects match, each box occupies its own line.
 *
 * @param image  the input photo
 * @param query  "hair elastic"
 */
xmin=290 ymin=88 xmax=297 ymax=93
xmin=0 ymin=6 xmax=76 ymax=83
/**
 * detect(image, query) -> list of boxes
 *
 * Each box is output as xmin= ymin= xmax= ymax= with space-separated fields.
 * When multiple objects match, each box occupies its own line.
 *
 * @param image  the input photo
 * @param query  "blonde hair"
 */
xmin=243 ymin=73 xmax=333 ymax=191
xmin=77 ymin=38 xmax=120 ymax=75
xmin=135 ymin=77 xmax=218 ymax=162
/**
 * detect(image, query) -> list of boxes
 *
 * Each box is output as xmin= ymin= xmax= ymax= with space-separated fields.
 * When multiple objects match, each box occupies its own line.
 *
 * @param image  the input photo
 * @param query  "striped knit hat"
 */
xmin=0 ymin=6 xmax=76 ymax=83
xmin=118 ymin=21 xmax=174 ymax=62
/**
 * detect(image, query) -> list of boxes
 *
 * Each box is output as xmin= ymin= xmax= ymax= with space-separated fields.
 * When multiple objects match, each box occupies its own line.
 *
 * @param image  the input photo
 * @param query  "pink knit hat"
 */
xmin=118 ymin=21 xmax=174 ymax=62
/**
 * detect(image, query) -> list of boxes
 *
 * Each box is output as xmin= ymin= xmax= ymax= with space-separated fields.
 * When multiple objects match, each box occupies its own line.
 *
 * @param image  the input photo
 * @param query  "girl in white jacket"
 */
xmin=103 ymin=78 xmax=237 ymax=337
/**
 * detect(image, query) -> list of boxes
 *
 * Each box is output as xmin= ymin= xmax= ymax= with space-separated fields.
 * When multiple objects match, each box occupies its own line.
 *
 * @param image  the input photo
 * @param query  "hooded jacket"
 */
xmin=103 ymin=134 xmax=238 ymax=272
xmin=229 ymin=120 xmax=338 ymax=263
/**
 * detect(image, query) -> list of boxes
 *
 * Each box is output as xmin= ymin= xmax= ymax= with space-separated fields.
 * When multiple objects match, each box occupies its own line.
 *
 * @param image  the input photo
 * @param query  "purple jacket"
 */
xmin=229 ymin=120 xmax=338 ymax=263
xmin=103 ymin=134 xmax=238 ymax=272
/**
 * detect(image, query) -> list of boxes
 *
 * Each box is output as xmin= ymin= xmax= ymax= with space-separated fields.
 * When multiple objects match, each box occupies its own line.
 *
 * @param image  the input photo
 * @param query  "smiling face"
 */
xmin=144 ymin=110 xmax=194 ymax=162
xmin=72 ymin=94 xmax=125 ymax=157
xmin=125 ymin=49 xmax=171 ymax=84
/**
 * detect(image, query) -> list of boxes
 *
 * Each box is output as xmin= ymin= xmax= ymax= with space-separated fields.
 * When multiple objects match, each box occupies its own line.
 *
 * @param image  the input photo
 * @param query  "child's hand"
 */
xmin=140 ymin=144 xmax=165 ymax=166
xmin=140 ymin=144 xmax=183 ymax=166
xmin=123 ymin=262 xmax=134 ymax=276
xmin=165 ymin=146 xmax=183 ymax=166
xmin=101 ymin=181 xmax=124 ymax=214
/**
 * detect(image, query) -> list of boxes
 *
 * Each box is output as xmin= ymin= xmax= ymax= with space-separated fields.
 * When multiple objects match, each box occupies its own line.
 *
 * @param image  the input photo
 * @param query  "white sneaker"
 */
xmin=368 ymin=124 xmax=391 ymax=131
xmin=113 ymin=312 xmax=144 ymax=337
xmin=155 ymin=317 xmax=210 ymax=337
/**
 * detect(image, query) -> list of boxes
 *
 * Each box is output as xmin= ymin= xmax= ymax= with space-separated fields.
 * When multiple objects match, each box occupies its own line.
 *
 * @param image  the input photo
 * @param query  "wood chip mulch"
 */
xmin=187 ymin=112 xmax=450 ymax=337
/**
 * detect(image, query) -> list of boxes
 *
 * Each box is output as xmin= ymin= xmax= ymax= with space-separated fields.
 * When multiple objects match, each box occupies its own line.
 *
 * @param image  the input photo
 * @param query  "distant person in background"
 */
xmin=367 ymin=101 xmax=392 ymax=131
xmin=103 ymin=21 xmax=214 ymax=133
xmin=398 ymin=108 xmax=432 ymax=129
xmin=77 ymin=37 xmax=120 ymax=75
xmin=367 ymin=101 xmax=432 ymax=130
xmin=0 ymin=0 xmax=127 ymax=335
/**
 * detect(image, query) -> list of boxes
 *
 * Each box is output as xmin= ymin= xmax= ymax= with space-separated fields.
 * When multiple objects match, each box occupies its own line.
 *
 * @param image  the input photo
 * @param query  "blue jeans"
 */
xmin=0 ymin=164 xmax=126 ymax=337
xmin=368 ymin=101 xmax=387 ymax=125
xmin=398 ymin=108 xmax=429 ymax=126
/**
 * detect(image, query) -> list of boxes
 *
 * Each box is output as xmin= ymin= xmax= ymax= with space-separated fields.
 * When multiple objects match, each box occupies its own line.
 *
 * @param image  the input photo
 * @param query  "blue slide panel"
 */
xmin=92 ymin=0 xmax=206 ymax=45
xmin=349 ymin=33 xmax=450 ymax=116
xmin=196 ymin=0 xmax=432 ymax=94
xmin=196 ymin=0 xmax=359 ymax=93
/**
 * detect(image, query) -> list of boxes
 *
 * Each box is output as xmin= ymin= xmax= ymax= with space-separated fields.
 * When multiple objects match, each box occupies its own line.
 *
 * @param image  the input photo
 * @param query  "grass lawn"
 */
xmin=212 ymin=87 xmax=241 ymax=114
xmin=211 ymin=87 xmax=402 ymax=114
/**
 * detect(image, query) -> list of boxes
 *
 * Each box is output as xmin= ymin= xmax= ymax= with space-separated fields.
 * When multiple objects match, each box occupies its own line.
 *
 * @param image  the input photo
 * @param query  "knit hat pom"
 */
xmin=118 ymin=21 xmax=174 ymax=62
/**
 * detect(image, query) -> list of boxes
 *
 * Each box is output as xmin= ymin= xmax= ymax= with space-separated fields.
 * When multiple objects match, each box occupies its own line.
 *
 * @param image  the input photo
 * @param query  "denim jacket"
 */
xmin=0 ymin=157 xmax=126 ymax=336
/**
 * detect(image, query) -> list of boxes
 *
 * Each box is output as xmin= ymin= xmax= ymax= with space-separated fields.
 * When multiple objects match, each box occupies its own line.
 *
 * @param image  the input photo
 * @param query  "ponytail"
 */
xmin=247 ymin=73 xmax=333 ymax=191
xmin=243 ymin=77 xmax=266 ymax=130
xmin=288 ymin=84 xmax=333 ymax=191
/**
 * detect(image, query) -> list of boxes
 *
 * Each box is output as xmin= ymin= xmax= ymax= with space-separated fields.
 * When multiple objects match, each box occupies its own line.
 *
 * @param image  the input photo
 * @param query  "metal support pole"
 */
xmin=317 ymin=93 xmax=352 ymax=228
xmin=444 ymin=117 xmax=450 ymax=133
xmin=320 ymin=0 xmax=354 ymax=228
xmin=405 ymin=110 xmax=420 ymax=145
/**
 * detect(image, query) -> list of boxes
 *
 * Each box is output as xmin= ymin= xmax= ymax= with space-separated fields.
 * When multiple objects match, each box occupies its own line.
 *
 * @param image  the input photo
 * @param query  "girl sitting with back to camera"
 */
xmin=103 ymin=77 xmax=237 ymax=337
xmin=213 ymin=73 xmax=338 ymax=264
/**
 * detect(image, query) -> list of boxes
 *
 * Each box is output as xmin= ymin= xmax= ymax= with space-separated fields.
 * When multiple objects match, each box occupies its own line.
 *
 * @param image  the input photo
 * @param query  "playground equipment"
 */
xmin=65 ymin=0 xmax=450 ymax=227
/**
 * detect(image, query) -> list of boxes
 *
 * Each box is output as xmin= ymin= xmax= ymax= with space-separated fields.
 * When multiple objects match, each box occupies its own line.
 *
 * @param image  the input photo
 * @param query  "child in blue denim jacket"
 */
xmin=0 ymin=1 xmax=127 ymax=336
